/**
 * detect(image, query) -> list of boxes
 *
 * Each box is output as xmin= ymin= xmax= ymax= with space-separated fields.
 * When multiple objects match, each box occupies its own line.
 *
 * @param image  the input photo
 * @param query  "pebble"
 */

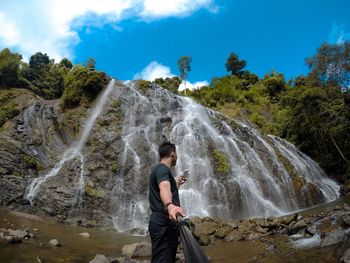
xmin=79 ymin=232 xmax=90 ymax=238
xmin=49 ymin=239 xmax=61 ymax=247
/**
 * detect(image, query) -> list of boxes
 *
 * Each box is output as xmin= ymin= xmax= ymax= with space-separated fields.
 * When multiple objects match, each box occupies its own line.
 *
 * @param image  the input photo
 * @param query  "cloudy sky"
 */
xmin=0 ymin=0 xmax=349 ymax=88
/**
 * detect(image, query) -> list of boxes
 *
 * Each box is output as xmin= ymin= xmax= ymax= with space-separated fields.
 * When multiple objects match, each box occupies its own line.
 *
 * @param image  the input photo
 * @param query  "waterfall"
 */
xmin=25 ymin=79 xmax=116 ymax=204
xmin=111 ymin=82 xmax=340 ymax=231
xmin=268 ymin=135 xmax=340 ymax=201
xmin=23 ymin=79 xmax=339 ymax=231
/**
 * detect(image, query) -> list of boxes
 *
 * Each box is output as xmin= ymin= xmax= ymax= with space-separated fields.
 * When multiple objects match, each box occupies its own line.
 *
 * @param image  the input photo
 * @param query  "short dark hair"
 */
xmin=159 ymin=142 xmax=176 ymax=159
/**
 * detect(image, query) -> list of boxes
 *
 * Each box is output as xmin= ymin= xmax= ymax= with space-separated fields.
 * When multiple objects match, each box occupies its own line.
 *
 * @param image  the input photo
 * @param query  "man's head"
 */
xmin=159 ymin=141 xmax=177 ymax=166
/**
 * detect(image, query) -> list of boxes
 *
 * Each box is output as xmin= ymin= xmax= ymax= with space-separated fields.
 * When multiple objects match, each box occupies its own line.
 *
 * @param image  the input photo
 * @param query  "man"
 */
xmin=148 ymin=141 xmax=187 ymax=263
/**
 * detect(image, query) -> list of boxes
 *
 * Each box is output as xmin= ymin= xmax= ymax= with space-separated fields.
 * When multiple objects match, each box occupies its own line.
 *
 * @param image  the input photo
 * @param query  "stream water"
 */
xmin=1 ymin=197 xmax=349 ymax=263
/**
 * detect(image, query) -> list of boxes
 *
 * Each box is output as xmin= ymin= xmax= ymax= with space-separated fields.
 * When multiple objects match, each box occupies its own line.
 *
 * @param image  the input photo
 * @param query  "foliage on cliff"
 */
xmin=184 ymin=42 xmax=350 ymax=183
xmin=61 ymin=65 xmax=109 ymax=108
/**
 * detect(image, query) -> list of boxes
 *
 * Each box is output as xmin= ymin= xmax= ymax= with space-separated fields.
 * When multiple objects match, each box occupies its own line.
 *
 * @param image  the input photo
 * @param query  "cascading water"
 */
xmin=25 ymin=79 xmax=116 ymax=204
xmin=268 ymin=135 xmax=340 ymax=201
xmin=111 ymin=82 xmax=340 ymax=231
xmin=23 ymin=79 xmax=339 ymax=231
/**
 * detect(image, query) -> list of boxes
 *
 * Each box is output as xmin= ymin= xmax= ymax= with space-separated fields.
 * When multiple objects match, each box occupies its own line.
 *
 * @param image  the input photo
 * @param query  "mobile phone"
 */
xmin=183 ymin=169 xmax=189 ymax=179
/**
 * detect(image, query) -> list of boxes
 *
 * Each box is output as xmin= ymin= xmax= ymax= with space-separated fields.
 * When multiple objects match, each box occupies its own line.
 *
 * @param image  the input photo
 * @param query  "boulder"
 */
xmin=8 ymin=229 xmax=30 ymax=239
xmin=341 ymin=248 xmax=350 ymax=263
xmin=305 ymin=225 xmax=317 ymax=236
xmin=214 ymin=225 xmax=232 ymax=239
xmin=89 ymin=254 xmax=110 ymax=263
xmin=246 ymin=232 xmax=263 ymax=241
xmin=288 ymin=220 xmax=307 ymax=235
xmin=193 ymin=221 xmax=217 ymax=238
xmin=321 ymin=229 xmax=347 ymax=247
xmin=224 ymin=230 xmax=243 ymax=242
xmin=122 ymin=241 xmax=152 ymax=258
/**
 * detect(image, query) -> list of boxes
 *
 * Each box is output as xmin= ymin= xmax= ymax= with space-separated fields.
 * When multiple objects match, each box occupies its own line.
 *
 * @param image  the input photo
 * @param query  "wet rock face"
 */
xmin=0 ymin=98 xmax=70 ymax=207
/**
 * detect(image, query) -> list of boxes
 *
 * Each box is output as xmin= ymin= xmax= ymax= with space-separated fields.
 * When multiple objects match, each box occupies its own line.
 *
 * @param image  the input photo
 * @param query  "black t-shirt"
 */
xmin=149 ymin=163 xmax=180 ymax=224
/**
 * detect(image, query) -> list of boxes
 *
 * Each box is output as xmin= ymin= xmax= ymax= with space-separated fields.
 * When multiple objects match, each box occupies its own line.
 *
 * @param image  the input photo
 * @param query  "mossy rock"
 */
xmin=84 ymin=185 xmax=107 ymax=198
xmin=135 ymin=80 xmax=151 ymax=94
xmin=111 ymin=99 xmax=121 ymax=109
xmin=212 ymin=150 xmax=231 ymax=174
xmin=112 ymin=162 xmax=120 ymax=174
xmin=293 ymin=175 xmax=305 ymax=191
xmin=23 ymin=155 xmax=42 ymax=170
xmin=0 ymin=89 xmax=21 ymax=126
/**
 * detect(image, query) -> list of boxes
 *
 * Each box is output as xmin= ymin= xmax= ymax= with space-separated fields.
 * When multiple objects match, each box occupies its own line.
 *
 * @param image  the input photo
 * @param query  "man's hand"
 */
xmin=176 ymin=175 xmax=188 ymax=188
xmin=167 ymin=204 xmax=186 ymax=221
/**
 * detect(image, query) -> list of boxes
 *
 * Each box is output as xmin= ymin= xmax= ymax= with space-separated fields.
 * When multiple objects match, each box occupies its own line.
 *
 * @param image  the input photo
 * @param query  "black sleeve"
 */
xmin=155 ymin=166 xmax=171 ymax=186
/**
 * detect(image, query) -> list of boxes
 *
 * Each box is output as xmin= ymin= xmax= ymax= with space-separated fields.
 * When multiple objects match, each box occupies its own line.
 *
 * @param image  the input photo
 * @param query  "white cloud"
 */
xmin=329 ymin=22 xmax=350 ymax=45
xmin=134 ymin=61 xmax=208 ymax=91
xmin=0 ymin=0 xmax=217 ymax=61
xmin=178 ymin=80 xmax=209 ymax=91
xmin=133 ymin=61 xmax=174 ymax=80
xmin=141 ymin=0 xmax=216 ymax=19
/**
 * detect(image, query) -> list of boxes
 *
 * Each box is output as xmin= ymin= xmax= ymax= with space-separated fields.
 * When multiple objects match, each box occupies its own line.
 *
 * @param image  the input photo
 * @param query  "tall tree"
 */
xmin=177 ymin=56 xmax=192 ymax=92
xmin=29 ymin=52 xmax=50 ymax=71
xmin=86 ymin=58 xmax=96 ymax=72
xmin=225 ymin=52 xmax=246 ymax=76
xmin=0 ymin=48 xmax=22 ymax=88
xmin=306 ymin=41 xmax=350 ymax=91
xmin=59 ymin=58 xmax=73 ymax=69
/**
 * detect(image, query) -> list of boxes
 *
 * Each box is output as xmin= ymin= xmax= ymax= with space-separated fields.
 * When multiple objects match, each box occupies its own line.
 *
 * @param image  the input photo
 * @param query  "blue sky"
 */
xmin=1 ymin=0 xmax=349 ymax=88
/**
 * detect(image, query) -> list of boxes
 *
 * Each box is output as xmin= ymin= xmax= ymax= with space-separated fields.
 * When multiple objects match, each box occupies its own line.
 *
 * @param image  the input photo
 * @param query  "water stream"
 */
xmin=25 ymin=79 xmax=116 ymax=204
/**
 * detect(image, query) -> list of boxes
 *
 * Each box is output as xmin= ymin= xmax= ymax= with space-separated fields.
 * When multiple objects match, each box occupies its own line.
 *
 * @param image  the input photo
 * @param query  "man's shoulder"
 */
xmin=152 ymin=163 xmax=169 ymax=172
xmin=151 ymin=163 xmax=171 ymax=177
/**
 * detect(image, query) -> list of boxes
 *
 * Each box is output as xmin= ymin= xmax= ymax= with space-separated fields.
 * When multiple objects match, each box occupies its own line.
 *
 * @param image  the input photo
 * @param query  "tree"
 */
xmin=59 ymin=58 xmax=73 ymax=69
xmin=29 ymin=52 xmax=50 ymax=71
xmin=306 ymin=41 xmax=350 ymax=91
xmin=154 ymin=77 xmax=181 ymax=93
xmin=0 ymin=48 xmax=22 ymax=88
xmin=61 ymin=65 xmax=108 ymax=108
xmin=177 ymin=56 xmax=192 ymax=92
xmin=263 ymin=73 xmax=286 ymax=98
xmin=225 ymin=52 xmax=246 ymax=76
xmin=86 ymin=58 xmax=96 ymax=72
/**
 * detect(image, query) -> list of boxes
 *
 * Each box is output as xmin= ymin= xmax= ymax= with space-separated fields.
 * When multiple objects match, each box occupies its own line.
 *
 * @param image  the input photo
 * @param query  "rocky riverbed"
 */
xmin=2 ymin=197 xmax=350 ymax=262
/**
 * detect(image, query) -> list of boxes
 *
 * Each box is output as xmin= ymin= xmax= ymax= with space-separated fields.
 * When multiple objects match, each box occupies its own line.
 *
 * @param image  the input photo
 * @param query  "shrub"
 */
xmin=212 ymin=150 xmax=231 ymax=174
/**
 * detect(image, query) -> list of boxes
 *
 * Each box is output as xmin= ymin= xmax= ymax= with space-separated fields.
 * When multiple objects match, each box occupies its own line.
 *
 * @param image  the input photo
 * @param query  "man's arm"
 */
xmin=159 ymin=181 xmax=186 ymax=220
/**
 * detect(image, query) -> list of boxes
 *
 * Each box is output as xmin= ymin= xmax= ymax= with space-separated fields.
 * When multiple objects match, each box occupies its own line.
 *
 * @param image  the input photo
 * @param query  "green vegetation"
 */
xmin=0 ymin=47 xmax=109 ymax=109
xmin=212 ymin=150 xmax=231 ymax=174
xmin=0 ymin=42 xmax=349 ymax=186
xmin=0 ymin=48 xmax=22 ymax=88
xmin=177 ymin=56 xmax=192 ymax=92
xmin=112 ymin=162 xmax=119 ymax=174
xmin=293 ymin=175 xmax=306 ymax=191
xmin=154 ymin=77 xmax=181 ymax=94
xmin=0 ymin=90 xmax=20 ymax=126
xmin=61 ymin=65 xmax=109 ymax=108
xmin=225 ymin=52 xmax=246 ymax=77
xmin=135 ymin=80 xmax=151 ymax=94
xmin=23 ymin=155 xmax=42 ymax=170
xmin=185 ymin=42 xmax=350 ymax=183
xmin=85 ymin=185 xmax=107 ymax=198
xmin=306 ymin=42 xmax=350 ymax=91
